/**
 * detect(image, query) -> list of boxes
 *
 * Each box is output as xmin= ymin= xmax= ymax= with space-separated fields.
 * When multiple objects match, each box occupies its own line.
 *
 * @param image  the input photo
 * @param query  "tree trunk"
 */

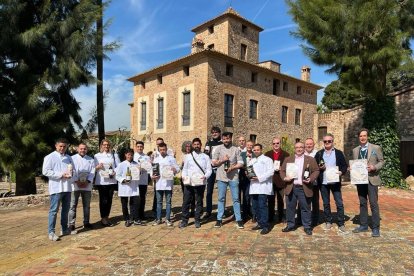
xmin=96 ymin=0 xmax=105 ymax=144
xmin=15 ymin=169 xmax=37 ymax=195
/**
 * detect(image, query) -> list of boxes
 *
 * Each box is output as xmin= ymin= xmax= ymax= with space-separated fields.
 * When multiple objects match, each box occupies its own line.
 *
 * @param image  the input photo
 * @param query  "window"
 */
xmin=251 ymin=72 xmax=257 ymax=83
xmin=157 ymin=74 xmax=162 ymax=84
xmin=249 ymin=100 xmax=258 ymax=119
xmin=318 ymin=127 xmax=327 ymax=141
xmin=272 ymin=79 xmax=280 ymax=95
xmin=283 ymin=81 xmax=288 ymax=91
xmin=242 ymin=24 xmax=247 ymax=33
xmin=157 ymin=98 xmax=164 ymax=129
xmin=250 ymin=134 xmax=257 ymax=143
xmin=224 ymin=94 xmax=234 ymax=127
xmin=208 ymin=44 xmax=214 ymax=50
xmin=140 ymin=102 xmax=147 ymax=130
xmin=295 ymin=109 xmax=301 ymax=125
xmin=182 ymin=91 xmax=190 ymax=126
xmin=226 ymin=63 xmax=233 ymax=77
xmin=208 ymin=25 xmax=214 ymax=34
xmin=282 ymin=106 xmax=288 ymax=123
xmin=183 ymin=65 xmax=189 ymax=77
xmin=241 ymin=44 xmax=247 ymax=60
xmin=297 ymin=85 xmax=302 ymax=95
xmin=141 ymin=80 xmax=145 ymax=89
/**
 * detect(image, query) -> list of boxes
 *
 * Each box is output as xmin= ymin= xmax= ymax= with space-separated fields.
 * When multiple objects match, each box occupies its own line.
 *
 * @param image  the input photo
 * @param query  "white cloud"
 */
xmin=262 ymin=23 xmax=296 ymax=33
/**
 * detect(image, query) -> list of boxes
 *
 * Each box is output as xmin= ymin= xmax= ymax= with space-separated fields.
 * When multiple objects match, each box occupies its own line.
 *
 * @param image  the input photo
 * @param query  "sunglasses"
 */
xmin=323 ymin=140 xmax=332 ymax=144
xmin=273 ymin=142 xmax=280 ymax=145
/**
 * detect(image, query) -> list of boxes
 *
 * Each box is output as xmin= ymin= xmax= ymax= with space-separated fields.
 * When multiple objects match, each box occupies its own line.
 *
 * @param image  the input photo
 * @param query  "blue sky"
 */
xmin=73 ymin=0 xmax=337 ymax=131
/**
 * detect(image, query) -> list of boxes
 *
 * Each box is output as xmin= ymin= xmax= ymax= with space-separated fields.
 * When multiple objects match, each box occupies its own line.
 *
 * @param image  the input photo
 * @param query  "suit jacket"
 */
xmin=352 ymin=143 xmax=384 ymax=186
xmin=280 ymin=155 xmax=319 ymax=197
xmin=265 ymin=149 xmax=290 ymax=189
xmin=314 ymin=148 xmax=348 ymax=185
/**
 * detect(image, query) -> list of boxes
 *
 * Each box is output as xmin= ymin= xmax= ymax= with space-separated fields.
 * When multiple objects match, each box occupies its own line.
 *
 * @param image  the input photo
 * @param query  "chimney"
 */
xmin=301 ymin=66 xmax=311 ymax=82
xmin=191 ymin=35 xmax=205 ymax=53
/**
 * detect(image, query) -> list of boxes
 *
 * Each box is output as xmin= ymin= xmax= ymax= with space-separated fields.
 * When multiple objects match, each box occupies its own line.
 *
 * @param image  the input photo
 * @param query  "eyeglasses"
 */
xmin=272 ymin=142 xmax=280 ymax=145
xmin=323 ymin=140 xmax=333 ymax=144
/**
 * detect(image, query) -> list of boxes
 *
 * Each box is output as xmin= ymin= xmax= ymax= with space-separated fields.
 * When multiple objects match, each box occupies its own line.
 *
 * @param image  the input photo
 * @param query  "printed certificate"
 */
xmin=273 ymin=160 xmax=280 ymax=171
xmin=190 ymin=172 xmax=204 ymax=186
xmin=140 ymin=161 xmax=152 ymax=172
xmin=286 ymin=163 xmax=298 ymax=179
xmin=161 ymin=165 xmax=174 ymax=180
xmin=130 ymin=165 xmax=140 ymax=181
xmin=326 ymin=166 xmax=340 ymax=183
xmin=350 ymin=159 xmax=369 ymax=184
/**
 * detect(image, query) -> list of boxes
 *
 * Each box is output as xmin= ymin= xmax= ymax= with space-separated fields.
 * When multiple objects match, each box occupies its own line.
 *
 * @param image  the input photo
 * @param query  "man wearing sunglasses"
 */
xmin=314 ymin=134 xmax=348 ymax=233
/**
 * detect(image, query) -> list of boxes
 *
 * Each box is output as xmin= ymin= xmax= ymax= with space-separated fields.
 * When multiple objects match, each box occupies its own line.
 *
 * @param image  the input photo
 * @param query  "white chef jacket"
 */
xmin=116 ymin=160 xmax=140 ymax=197
xmin=71 ymin=153 xmax=95 ymax=191
xmin=42 ymin=151 xmax=74 ymax=195
xmin=133 ymin=152 xmax=150 ymax=185
xmin=151 ymin=155 xmax=180 ymax=190
xmin=182 ymin=151 xmax=212 ymax=186
xmin=248 ymin=154 xmax=274 ymax=195
xmin=94 ymin=152 xmax=120 ymax=185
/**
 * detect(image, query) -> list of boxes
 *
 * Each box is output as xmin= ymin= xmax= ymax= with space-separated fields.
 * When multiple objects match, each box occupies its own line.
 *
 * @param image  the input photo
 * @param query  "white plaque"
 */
xmin=326 ymin=166 xmax=340 ymax=183
xmin=161 ymin=165 xmax=174 ymax=180
xmin=350 ymin=159 xmax=369 ymax=184
xmin=190 ymin=172 xmax=205 ymax=186
xmin=286 ymin=163 xmax=298 ymax=179
xmin=273 ymin=160 xmax=280 ymax=171
xmin=130 ymin=165 xmax=141 ymax=181
xmin=99 ymin=164 xmax=110 ymax=178
xmin=140 ymin=161 xmax=152 ymax=172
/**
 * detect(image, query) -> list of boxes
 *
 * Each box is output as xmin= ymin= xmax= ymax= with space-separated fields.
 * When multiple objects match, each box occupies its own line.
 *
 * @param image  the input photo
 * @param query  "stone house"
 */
xmin=128 ymin=8 xmax=322 ymax=161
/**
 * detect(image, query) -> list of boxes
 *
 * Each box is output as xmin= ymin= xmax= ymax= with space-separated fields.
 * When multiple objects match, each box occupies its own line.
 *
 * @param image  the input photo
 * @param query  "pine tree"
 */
xmin=287 ymin=0 xmax=414 ymax=187
xmin=0 ymin=0 xmax=101 ymax=195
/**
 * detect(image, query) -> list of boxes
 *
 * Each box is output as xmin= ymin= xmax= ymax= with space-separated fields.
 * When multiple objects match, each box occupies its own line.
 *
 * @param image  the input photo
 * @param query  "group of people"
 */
xmin=42 ymin=127 xmax=384 ymax=241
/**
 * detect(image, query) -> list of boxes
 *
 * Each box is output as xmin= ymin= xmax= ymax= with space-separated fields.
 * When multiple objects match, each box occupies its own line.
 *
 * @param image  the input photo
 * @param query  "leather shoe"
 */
xmin=304 ymin=228 xmax=313 ymax=235
xmin=260 ymin=228 xmax=270 ymax=235
xmin=282 ymin=226 xmax=295 ymax=232
xmin=251 ymin=225 xmax=263 ymax=231
xmin=371 ymin=228 xmax=380 ymax=237
xmin=352 ymin=225 xmax=369 ymax=233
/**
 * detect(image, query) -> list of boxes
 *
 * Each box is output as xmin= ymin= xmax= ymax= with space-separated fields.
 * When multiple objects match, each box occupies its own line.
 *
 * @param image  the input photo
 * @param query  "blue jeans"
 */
xmin=251 ymin=194 xmax=268 ymax=229
xmin=320 ymin=183 xmax=345 ymax=226
xmin=48 ymin=192 xmax=71 ymax=234
xmin=217 ymin=180 xmax=242 ymax=221
xmin=286 ymin=185 xmax=312 ymax=229
xmin=156 ymin=190 xmax=172 ymax=220
xmin=68 ymin=190 xmax=92 ymax=226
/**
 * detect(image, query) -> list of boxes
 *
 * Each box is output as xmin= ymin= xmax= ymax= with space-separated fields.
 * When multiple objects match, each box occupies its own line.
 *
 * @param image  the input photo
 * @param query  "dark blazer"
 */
xmin=314 ymin=148 xmax=348 ymax=185
xmin=280 ymin=155 xmax=319 ymax=197
xmin=265 ymin=149 xmax=290 ymax=189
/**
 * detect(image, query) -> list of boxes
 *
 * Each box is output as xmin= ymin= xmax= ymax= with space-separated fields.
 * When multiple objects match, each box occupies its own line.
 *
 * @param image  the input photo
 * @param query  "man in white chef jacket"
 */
xmin=68 ymin=143 xmax=95 ymax=233
xmin=150 ymin=142 xmax=180 ymax=226
xmin=179 ymin=138 xmax=212 ymax=229
xmin=248 ymin=144 xmax=274 ymax=235
xmin=42 ymin=138 xmax=74 ymax=241
xmin=133 ymin=141 xmax=151 ymax=222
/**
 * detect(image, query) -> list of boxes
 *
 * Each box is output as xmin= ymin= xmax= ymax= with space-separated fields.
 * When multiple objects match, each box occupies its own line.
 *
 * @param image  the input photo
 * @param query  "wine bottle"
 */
xmin=223 ymin=160 xmax=230 ymax=172
xmin=303 ymin=164 xmax=310 ymax=180
xmin=126 ymin=167 xmax=132 ymax=182
xmin=319 ymin=158 xmax=325 ymax=167
xmin=108 ymin=164 xmax=114 ymax=178
xmin=67 ymin=164 xmax=73 ymax=177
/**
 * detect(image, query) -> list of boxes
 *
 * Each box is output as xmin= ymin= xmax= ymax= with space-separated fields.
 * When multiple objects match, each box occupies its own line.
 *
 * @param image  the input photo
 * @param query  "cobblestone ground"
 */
xmin=1 ymin=185 xmax=414 ymax=275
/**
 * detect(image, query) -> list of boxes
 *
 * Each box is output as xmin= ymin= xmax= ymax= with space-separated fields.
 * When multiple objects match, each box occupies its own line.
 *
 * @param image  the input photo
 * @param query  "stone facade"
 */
xmin=129 ymin=8 xmax=322 ymax=162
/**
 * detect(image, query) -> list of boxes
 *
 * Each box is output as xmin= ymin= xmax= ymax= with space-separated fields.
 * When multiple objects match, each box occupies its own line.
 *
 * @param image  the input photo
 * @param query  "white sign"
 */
xmin=130 ymin=165 xmax=141 ymax=181
xmin=350 ymin=159 xmax=369 ymax=184
xmin=161 ymin=165 xmax=174 ymax=180
xmin=273 ymin=160 xmax=280 ymax=171
xmin=325 ymin=166 xmax=340 ymax=183
xmin=286 ymin=163 xmax=298 ymax=179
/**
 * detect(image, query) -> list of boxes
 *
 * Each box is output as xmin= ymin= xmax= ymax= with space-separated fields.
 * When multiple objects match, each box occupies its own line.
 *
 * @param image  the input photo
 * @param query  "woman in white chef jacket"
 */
xmin=116 ymin=149 xmax=140 ymax=227
xmin=94 ymin=139 xmax=120 ymax=227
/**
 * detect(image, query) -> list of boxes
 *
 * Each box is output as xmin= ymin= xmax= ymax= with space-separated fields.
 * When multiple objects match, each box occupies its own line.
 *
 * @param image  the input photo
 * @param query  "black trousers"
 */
xmin=181 ymin=182 xmax=195 ymax=213
xmin=97 ymin=184 xmax=117 ymax=218
xmin=268 ymin=184 xmax=285 ymax=221
xmin=120 ymin=196 xmax=139 ymax=221
xmin=138 ymin=185 xmax=148 ymax=220
xmin=239 ymin=173 xmax=251 ymax=219
xmin=182 ymin=185 xmax=205 ymax=222
xmin=357 ymin=183 xmax=380 ymax=229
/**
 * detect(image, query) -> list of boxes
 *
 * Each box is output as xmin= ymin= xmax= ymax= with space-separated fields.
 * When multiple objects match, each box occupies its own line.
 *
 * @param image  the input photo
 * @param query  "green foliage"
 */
xmin=363 ymin=97 xmax=407 ymax=189
xmin=281 ymin=137 xmax=295 ymax=156
xmin=387 ymin=57 xmax=414 ymax=92
xmin=322 ymin=80 xmax=365 ymax=110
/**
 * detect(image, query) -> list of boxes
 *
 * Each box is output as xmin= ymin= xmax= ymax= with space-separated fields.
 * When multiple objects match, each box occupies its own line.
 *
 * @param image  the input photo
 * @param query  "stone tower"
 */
xmin=191 ymin=7 xmax=263 ymax=64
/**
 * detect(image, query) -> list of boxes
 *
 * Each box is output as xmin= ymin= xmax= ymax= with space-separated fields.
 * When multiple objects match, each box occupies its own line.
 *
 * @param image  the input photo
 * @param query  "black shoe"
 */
xmin=134 ymin=220 xmax=145 ymax=226
xmin=214 ymin=220 xmax=222 ymax=228
xmin=190 ymin=211 xmax=195 ymax=218
xmin=195 ymin=221 xmax=201 ymax=228
xmin=251 ymin=225 xmax=263 ymax=231
xmin=282 ymin=226 xmax=295 ymax=232
xmin=69 ymin=225 xmax=76 ymax=231
xmin=201 ymin=212 xmax=211 ymax=220
xmin=179 ymin=221 xmax=188 ymax=229
xmin=83 ymin=223 xmax=93 ymax=229
xmin=236 ymin=221 xmax=244 ymax=229
xmin=352 ymin=225 xmax=369 ymax=233
xmin=125 ymin=221 xmax=132 ymax=227
xmin=260 ymin=228 xmax=270 ymax=235
xmin=101 ymin=221 xmax=113 ymax=227
xmin=304 ymin=228 xmax=313 ymax=235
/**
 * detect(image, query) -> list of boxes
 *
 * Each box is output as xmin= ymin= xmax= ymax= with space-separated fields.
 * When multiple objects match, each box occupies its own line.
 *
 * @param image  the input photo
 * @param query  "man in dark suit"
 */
xmin=351 ymin=128 xmax=384 ymax=237
xmin=314 ymin=134 xmax=348 ymax=233
xmin=280 ymin=142 xmax=319 ymax=235
xmin=265 ymin=137 xmax=290 ymax=223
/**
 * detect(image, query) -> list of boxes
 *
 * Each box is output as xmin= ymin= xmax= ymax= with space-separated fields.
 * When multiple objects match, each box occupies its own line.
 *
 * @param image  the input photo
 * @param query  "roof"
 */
xmin=127 ymin=48 xmax=323 ymax=90
xmin=191 ymin=7 xmax=263 ymax=33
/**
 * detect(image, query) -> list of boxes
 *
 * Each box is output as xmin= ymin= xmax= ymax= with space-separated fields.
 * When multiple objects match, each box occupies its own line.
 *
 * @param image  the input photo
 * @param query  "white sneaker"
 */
xmin=324 ymin=222 xmax=333 ymax=230
xmin=338 ymin=225 xmax=348 ymax=234
xmin=166 ymin=220 xmax=173 ymax=227
xmin=48 ymin=232 xmax=60 ymax=241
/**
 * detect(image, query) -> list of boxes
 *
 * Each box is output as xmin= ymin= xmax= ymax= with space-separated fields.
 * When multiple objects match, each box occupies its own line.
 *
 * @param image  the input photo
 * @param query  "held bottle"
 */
xmin=108 ymin=164 xmax=114 ymax=178
xmin=126 ymin=167 xmax=132 ymax=182
xmin=223 ymin=160 xmax=230 ymax=172
xmin=303 ymin=164 xmax=310 ymax=180
xmin=67 ymin=164 xmax=73 ymax=177
xmin=319 ymin=158 xmax=325 ymax=167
